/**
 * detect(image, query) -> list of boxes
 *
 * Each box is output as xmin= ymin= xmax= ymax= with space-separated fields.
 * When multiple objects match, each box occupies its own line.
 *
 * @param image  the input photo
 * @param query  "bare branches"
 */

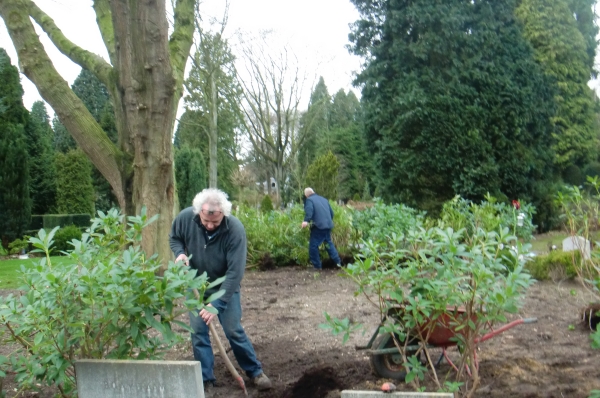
xmin=236 ymin=33 xmax=305 ymax=168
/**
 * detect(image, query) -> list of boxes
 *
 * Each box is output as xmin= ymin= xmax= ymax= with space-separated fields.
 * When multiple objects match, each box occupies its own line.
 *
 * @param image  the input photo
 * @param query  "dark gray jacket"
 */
xmin=169 ymin=206 xmax=246 ymax=303
xmin=304 ymin=194 xmax=334 ymax=230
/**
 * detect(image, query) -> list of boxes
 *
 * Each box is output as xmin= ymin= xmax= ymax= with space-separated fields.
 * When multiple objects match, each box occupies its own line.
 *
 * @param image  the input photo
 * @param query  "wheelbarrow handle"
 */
xmin=476 ymin=317 xmax=538 ymax=344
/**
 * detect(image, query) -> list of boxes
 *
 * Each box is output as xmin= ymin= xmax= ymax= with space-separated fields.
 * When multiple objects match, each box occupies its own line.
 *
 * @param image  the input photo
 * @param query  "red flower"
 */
xmin=512 ymin=200 xmax=521 ymax=210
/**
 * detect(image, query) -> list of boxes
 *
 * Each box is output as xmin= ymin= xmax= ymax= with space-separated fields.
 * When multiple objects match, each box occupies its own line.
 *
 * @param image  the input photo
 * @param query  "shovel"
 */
xmin=192 ymin=288 xmax=248 ymax=396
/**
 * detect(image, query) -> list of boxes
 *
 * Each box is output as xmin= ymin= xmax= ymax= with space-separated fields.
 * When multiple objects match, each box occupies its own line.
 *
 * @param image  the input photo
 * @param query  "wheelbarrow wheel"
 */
xmin=369 ymin=334 xmax=420 ymax=380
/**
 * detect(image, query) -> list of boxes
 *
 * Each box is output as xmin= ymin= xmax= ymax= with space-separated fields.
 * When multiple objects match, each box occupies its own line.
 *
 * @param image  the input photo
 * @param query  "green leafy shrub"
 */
xmin=30 ymin=214 xmax=91 ymax=231
xmin=260 ymin=195 xmax=274 ymax=212
xmin=525 ymin=250 xmax=579 ymax=280
xmin=348 ymin=198 xmax=426 ymax=247
xmin=236 ymin=202 xmax=354 ymax=268
xmin=0 ymin=208 xmax=223 ymax=397
xmin=238 ymin=204 xmax=308 ymax=267
xmin=7 ymin=237 xmax=29 ymax=255
xmin=563 ymin=164 xmax=584 ymax=186
xmin=583 ymin=162 xmax=600 ymax=180
xmin=52 ymin=224 xmax=83 ymax=254
xmin=439 ymin=194 xmax=536 ymax=242
xmin=323 ymin=225 xmax=533 ymax=396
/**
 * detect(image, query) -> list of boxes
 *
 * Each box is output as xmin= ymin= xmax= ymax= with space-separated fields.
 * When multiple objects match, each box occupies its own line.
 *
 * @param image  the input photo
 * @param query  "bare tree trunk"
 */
xmin=111 ymin=0 xmax=178 ymax=262
xmin=208 ymin=73 xmax=218 ymax=188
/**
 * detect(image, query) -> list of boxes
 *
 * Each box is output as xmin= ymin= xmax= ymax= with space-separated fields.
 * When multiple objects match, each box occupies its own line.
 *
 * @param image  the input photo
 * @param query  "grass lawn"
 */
xmin=529 ymin=230 xmax=600 ymax=253
xmin=0 ymin=256 xmax=76 ymax=289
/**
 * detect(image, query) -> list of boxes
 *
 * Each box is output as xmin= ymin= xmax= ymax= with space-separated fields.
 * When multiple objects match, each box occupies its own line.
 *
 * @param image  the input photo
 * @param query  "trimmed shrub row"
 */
xmin=29 ymin=214 xmax=91 ymax=231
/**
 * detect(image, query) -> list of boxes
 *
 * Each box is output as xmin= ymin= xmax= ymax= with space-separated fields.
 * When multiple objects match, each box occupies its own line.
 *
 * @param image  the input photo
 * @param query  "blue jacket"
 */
xmin=304 ymin=194 xmax=334 ymax=230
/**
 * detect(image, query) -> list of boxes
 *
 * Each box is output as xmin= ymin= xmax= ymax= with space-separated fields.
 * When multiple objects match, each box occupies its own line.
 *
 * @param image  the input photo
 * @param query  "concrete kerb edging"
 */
xmin=75 ymin=359 xmax=204 ymax=398
xmin=341 ymin=391 xmax=454 ymax=398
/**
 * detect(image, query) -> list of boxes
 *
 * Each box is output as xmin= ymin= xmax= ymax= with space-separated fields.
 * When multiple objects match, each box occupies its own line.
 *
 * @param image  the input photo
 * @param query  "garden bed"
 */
xmin=1 ymin=266 xmax=599 ymax=397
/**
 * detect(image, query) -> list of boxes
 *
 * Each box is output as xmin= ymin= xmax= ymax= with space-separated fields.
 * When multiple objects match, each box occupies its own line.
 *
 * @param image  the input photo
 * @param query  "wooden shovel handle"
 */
xmin=192 ymin=288 xmax=248 ymax=395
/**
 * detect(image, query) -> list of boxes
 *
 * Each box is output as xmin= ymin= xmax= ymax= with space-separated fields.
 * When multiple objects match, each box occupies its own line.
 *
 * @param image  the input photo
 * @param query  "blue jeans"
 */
xmin=188 ymin=291 xmax=263 ymax=382
xmin=309 ymin=228 xmax=341 ymax=269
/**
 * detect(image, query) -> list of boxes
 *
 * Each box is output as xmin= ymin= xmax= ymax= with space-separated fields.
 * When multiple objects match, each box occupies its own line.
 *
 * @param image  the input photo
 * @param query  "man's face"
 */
xmin=199 ymin=205 xmax=224 ymax=231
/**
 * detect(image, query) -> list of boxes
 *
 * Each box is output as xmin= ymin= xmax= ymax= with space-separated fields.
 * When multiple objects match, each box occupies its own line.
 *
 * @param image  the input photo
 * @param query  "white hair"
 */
xmin=304 ymin=187 xmax=315 ymax=197
xmin=192 ymin=188 xmax=233 ymax=216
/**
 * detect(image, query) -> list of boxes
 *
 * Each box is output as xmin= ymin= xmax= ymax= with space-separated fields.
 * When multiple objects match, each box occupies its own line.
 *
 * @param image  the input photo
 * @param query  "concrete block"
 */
xmin=75 ymin=359 xmax=204 ymax=398
xmin=341 ymin=391 xmax=454 ymax=398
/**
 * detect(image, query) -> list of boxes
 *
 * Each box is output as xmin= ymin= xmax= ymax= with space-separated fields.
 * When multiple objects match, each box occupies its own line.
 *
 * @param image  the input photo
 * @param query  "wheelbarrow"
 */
xmin=356 ymin=306 xmax=537 ymax=380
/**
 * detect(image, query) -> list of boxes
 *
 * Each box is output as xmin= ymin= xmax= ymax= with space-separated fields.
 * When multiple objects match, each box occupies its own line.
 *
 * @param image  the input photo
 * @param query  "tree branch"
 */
xmin=0 ymin=0 xmax=126 ymax=208
xmin=170 ymin=0 xmax=196 ymax=92
xmin=27 ymin=0 xmax=113 ymax=89
xmin=92 ymin=0 xmax=116 ymax=66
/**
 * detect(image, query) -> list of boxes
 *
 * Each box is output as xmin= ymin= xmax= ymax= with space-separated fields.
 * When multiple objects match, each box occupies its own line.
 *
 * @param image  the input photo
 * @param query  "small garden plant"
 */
xmin=0 ymin=208 xmax=224 ymax=397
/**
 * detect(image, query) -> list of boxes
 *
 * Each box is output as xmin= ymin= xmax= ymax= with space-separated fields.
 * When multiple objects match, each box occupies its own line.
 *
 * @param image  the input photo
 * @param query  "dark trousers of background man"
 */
xmin=309 ymin=228 xmax=341 ymax=269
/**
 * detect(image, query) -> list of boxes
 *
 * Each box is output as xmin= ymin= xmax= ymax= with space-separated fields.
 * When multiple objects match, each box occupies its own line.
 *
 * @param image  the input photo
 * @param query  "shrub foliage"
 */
xmin=0 ymin=209 xmax=223 ymax=397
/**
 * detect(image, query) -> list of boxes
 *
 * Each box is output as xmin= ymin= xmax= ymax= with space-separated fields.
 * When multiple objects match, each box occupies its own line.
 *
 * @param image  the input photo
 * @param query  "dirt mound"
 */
xmin=281 ymin=366 xmax=346 ymax=398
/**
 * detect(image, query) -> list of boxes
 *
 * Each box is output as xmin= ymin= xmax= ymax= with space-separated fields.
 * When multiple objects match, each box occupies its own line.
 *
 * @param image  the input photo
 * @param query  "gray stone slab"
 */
xmin=562 ymin=235 xmax=591 ymax=259
xmin=75 ymin=359 xmax=204 ymax=398
xmin=341 ymin=391 xmax=453 ymax=398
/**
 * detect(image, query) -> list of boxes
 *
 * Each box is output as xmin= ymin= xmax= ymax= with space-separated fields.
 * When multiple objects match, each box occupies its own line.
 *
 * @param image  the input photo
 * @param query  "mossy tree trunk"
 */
xmin=0 ymin=0 xmax=195 ymax=267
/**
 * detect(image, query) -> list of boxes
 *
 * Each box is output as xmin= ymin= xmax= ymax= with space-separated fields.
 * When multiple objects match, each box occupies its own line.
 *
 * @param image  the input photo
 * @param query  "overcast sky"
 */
xmin=2 ymin=1 xmax=599 ymax=113
xmin=0 ymin=0 xmax=363 ymax=111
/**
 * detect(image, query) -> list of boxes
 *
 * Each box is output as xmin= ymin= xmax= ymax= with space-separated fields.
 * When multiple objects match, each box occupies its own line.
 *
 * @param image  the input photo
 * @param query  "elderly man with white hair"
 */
xmin=300 ymin=187 xmax=342 ymax=270
xmin=169 ymin=188 xmax=272 ymax=394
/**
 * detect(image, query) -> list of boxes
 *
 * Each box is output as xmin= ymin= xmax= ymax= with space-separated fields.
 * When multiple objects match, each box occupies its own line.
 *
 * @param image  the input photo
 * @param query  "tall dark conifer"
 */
xmin=71 ymin=69 xmax=118 ymax=211
xmin=328 ymin=90 xmax=371 ymax=200
xmin=0 ymin=48 xmax=31 ymax=242
xmin=349 ymin=0 xmax=556 ymax=214
xmin=173 ymin=109 xmax=238 ymax=196
xmin=298 ymin=77 xmax=331 ymax=173
xmin=516 ymin=0 xmax=599 ymax=170
xmin=27 ymin=101 xmax=57 ymax=214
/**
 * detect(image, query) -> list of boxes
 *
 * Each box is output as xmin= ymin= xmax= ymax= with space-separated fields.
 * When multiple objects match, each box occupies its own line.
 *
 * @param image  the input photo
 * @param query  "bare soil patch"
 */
xmin=2 ymin=266 xmax=600 ymax=397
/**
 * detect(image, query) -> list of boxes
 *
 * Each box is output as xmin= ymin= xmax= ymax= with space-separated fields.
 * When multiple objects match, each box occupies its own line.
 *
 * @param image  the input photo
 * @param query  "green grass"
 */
xmin=0 ymin=256 xmax=76 ymax=289
xmin=529 ymin=230 xmax=600 ymax=254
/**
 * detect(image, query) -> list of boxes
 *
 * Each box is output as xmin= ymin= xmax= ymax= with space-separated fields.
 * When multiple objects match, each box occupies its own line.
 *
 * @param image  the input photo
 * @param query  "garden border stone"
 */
xmin=75 ymin=359 xmax=204 ymax=398
xmin=341 ymin=391 xmax=454 ymax=398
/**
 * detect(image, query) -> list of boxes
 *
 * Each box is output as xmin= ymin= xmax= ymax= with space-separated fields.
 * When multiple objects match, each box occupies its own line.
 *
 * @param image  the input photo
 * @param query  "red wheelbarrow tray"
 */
xmin=362 ymin=305 xmax=538 ymax=351
xmin=415 ymin=306 xmax=537 ymax=347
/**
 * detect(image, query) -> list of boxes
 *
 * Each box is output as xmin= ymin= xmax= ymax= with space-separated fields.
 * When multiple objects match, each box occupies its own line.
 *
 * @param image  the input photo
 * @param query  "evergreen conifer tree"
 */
xmin=349 ymin=0 xmax=556 ymax=213
xmin=174 ymin=146 xmax=207 ymax=209
xmin=27 ymin=101 xmax=57 ymax=214
xmin=71 ymin=69 xmax=118 ymax=212
xmin=298 ymin=77 xmax=331 ymax=173
xmin=305 ymin=151 xmax=340 ymax=201
xmin=52 ymin=115 xmax=76 ymax=153
xmin=0 ymin=48 xmax=31 ymax=242
xmin=516 ymin=0 xmax=599 ymax=170
xmin=55 ymin=149 xmax=95 ymax=215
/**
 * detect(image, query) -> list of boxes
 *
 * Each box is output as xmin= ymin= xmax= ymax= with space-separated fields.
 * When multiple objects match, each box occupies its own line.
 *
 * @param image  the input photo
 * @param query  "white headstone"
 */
xmin=75 ymin=359 xmax=204 ymax=398
xmin=562 ymin=236 xmax=591 ymax=260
